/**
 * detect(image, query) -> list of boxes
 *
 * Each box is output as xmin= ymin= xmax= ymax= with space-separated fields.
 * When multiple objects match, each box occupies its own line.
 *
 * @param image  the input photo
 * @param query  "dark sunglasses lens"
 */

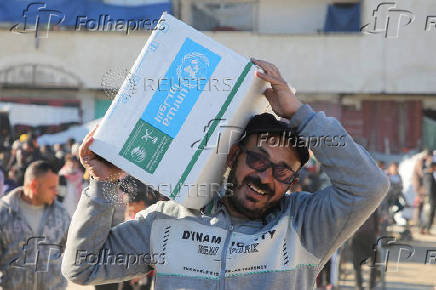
xmin=246 ymin=151 xmax=269 ymax=171
xmin=245 ymin=149 xmax=295 ymax=184
xmin=274 ymin=167 xmax=294 ymax=184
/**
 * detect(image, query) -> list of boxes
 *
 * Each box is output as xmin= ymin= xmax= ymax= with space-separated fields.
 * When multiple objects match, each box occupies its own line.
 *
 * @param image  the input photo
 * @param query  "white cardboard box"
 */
xmin=91 ymin=12 xmax=269 ymax=209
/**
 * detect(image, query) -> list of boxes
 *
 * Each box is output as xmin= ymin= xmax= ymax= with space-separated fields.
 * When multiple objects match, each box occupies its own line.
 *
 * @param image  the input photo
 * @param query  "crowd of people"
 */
xmin=0 ymin=133 xmax=163 ymax=290
xmin=303 ymin=151 xmax=436 ymax=289
xmin=0 ymin=135 xmax=83 ymax=198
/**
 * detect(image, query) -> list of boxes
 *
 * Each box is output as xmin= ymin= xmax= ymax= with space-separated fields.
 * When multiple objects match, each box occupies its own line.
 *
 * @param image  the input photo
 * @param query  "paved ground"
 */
xmin=67 ymin=226 xmax=436 ymax=290
xmin=337 ymin=226 xmax=436 ymax=290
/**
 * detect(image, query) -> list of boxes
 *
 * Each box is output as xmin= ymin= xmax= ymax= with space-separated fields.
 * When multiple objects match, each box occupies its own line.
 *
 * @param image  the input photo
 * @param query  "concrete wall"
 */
xmin=1 ymin=0 xmax=436 ymax=121
xmin=257 ymin=0 xmax=329 ymax=34
xmin=1 ymin=27 xmax=435 ymax=94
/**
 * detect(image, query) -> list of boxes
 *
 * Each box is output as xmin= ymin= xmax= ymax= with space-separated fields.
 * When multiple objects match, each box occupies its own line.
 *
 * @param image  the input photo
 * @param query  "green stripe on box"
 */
xmin=120 ymin=120 xmax=173 ymax=173
xmin=170 ymin=61 xmax=254 ymax=199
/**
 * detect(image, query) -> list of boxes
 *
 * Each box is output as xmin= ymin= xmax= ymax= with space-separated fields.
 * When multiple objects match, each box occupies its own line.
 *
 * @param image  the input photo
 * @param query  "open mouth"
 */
xmin=247 ymin=182 xmax=268 ymax=196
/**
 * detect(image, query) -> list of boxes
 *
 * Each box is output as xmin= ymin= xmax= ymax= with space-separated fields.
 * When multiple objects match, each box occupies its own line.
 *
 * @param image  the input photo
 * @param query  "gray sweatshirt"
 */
xmin=0 ymin=187 xmax=70 ymax=290
xmin=61 ymin=104 xmax=390 ymax=290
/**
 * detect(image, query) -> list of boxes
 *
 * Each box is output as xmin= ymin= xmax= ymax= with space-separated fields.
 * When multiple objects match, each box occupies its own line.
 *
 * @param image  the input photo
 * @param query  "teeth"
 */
xmin=248 ymin=183 xmax=266 ymax=195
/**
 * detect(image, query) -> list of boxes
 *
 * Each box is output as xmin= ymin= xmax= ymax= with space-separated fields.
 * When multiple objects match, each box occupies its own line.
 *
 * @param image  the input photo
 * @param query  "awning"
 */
xmin=0 ymin=102 xmax=80 ymax=126
xmin=37 ymin=118 xmax=101 ymax=146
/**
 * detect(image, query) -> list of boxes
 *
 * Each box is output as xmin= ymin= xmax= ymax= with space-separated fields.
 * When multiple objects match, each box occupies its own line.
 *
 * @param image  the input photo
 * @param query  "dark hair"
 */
xmin=376 ymin=160 xmax=385 ymax=168
xmin=24 ymin=161 xmax=55 ymax=183
xmin=65 ymin=153 xmax=79 ymax=164
xmin=120 ymin=176 xmax=165 ymax=205
xmin=239 ymin=113 xmax=309 ymax=167
xmin=425 ymin=158 xmax=436 ymax=169
xmin=66 ymin=138 xmax=75 ymax=146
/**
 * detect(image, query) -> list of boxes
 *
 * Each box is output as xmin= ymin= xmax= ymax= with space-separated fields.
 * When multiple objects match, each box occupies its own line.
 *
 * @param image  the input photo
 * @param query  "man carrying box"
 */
xmin=61 ymin=58 xmax=389 ymax=290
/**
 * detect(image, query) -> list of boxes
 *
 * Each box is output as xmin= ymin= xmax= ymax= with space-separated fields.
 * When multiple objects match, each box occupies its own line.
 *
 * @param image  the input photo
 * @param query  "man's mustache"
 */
xmin=243 ymin=175 xmax=274 ymax=196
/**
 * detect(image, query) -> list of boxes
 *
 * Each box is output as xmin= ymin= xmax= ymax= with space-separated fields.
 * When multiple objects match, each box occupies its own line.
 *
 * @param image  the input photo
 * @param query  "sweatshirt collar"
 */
xmin=201 ymin=187 xmax=283 ymax=224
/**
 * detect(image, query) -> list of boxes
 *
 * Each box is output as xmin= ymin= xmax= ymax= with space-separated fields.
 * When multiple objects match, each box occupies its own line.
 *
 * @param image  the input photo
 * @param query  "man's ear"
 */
xmin=226 ymin=144 xmax=241 ymax=168
xmin=286 ymin=177 xmax=300 ymax=193
xmin=29 ymin=179 xmax=38 ymax=194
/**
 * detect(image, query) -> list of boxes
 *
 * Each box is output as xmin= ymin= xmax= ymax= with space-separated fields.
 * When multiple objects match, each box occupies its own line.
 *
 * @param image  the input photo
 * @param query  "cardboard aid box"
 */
xmin=91 ymin=12 xmax=269 ymax=209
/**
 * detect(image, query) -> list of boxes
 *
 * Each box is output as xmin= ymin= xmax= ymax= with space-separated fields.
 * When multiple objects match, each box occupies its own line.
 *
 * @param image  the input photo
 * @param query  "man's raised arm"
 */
xmin=61 ymin=128 xmax=156 ymax=285
xmin=252 ymin=58 xmax=390 ymax=265
xmin=287 ymin=104 xmax=389 ymax=264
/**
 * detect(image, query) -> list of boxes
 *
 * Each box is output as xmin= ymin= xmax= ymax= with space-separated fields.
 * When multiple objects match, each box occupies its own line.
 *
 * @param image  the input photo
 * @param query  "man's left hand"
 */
xmin=251 ymin=58 xmax=302 ymax=119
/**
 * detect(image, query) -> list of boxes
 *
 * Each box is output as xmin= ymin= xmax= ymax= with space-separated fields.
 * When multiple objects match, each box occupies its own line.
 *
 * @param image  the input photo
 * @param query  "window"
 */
xmin=324 ymin=2 xmax=361 ymax=32
xmin=191 ymin=1 xmax=256 ymax=31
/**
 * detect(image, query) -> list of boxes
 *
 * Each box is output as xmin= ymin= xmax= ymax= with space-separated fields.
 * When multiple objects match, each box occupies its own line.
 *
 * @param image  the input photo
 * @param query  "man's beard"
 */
xmin=224 ymin=163 xmax=280 ymax=220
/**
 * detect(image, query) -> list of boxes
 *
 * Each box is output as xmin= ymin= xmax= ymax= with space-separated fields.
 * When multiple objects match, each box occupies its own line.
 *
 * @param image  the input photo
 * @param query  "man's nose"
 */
xmin=257 ymin=167 xmax=275 ymax=185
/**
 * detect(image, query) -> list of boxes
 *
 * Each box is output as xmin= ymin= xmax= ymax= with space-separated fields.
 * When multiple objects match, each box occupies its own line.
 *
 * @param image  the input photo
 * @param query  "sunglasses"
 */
xmin=239 ymin=146 xmax=299 ymax=185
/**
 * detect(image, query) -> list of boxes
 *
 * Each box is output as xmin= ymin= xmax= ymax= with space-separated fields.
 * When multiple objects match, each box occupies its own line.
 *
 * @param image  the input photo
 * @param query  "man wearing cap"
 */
xmin=62 ymin=59 xmax=389 ymax=290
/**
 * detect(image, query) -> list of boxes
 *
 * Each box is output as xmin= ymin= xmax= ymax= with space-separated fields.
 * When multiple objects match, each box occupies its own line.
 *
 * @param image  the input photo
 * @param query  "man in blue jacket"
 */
xmin=62 ymin=58 xmax=389 ymax=290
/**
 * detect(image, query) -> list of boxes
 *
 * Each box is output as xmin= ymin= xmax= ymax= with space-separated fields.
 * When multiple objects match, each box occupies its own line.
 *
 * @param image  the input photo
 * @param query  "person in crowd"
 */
xmin=71 ymin=143 xmax=81 ymax=157
xmin=3 ymin=165 xmax=19 ymax=195
xmin=301 ymin=153 xmax=322 ymax=193
xmin=15 ymin=138 xmax=42 ymax=186
xmin=120 ymin=175 xmax=169 ymax=220
xmin=59 ymin=154 xmax=84 ymax=217
xmin=53 ymin=143 xmax=66 ymax=172
xmin=386 ymin=162 xmax=406 ymax=213
xmin=413 ymin=150 xmax=434 ymax=228
xmin=6 ymin=139 xmax=21 ymax=173
xmin=39 ymin=144 xmax=58 ymax=168
xmin=0 ymin=161 xmax=70 ymax=289
xmin=61 ymin=58 xmax=389 ymax=289
xmin=65 ymin=138 xmax=76 ymax=154
xmin=0 ymin=166 xmax=4 ymax=196
xmin=352 ymin=210 xmax=379 ymax=290
xmin=0 ymin=144 xmax=11 ymax=171
xmin=421 ymin=161 xmax=436 ymax=235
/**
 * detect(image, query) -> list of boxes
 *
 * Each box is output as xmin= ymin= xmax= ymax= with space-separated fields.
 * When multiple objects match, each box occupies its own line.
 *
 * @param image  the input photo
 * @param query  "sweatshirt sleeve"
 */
xmin=287 ymin=104 xmax=390 ymax=265
xmin=61 ymin=179 xmax=157 ymax=285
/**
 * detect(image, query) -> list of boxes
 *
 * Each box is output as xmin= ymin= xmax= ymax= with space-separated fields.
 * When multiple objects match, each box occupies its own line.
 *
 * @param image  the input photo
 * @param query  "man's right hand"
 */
xmin=79 ymin=125 xmax=124 ymax=182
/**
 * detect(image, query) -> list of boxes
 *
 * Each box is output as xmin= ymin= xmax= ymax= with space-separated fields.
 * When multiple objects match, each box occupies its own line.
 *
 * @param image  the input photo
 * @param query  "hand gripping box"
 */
xmin=91 ymin=12 xmax=269 ymax=209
